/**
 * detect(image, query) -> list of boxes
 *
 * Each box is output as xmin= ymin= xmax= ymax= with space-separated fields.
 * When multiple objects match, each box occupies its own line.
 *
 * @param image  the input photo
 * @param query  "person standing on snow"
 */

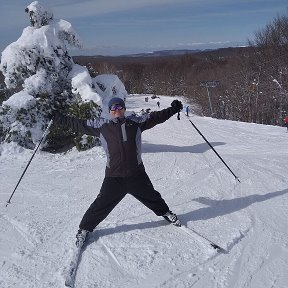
xmin=284 ymin=116 xmax=288 ymax=132
xmin=52 ymin=97 xmax=183 ymax=247
xmin=185 ymin=106 xmax=189 ymax=117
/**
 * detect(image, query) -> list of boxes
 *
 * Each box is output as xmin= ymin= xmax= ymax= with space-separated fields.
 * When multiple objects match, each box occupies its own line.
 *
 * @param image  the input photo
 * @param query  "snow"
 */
xmin=93 ymin=74 xmax=128 ymax=118
xmin=69 ymin=64 xmax=101 ymax=104
xmin=0 ymin=95 xmax=288 ymax=288
xmin=2 ymin=91 xmax=36 ymax=110
xmin=1 ymin=24 xmax=70 ymax=86
xmin=26 ymin=1 xmax=53 ymax=28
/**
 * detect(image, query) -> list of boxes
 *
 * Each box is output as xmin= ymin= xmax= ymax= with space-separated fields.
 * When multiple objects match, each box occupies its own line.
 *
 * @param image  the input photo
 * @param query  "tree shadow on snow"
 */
xmin=180 ymin=188 xmax=288 ymax=224
xmin=142 ymin=141 xmax=225 ymax=154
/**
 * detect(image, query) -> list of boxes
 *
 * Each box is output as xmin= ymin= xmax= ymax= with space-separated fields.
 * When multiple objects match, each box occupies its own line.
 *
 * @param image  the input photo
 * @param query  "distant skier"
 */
xmin=284 ymin=115 xmax=288 ymax=132
xmin=185 ymin=106 xmax=189 ymax=117
xmin=157 ymin=101 xmax=160 ymax=108
xmin=52 ymin=97 xmax=183 ymax=247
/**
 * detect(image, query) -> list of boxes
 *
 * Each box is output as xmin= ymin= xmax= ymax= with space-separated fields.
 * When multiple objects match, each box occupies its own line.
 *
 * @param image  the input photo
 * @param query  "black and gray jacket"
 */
xmin=55 ymin=107 xmax=178 ymax=177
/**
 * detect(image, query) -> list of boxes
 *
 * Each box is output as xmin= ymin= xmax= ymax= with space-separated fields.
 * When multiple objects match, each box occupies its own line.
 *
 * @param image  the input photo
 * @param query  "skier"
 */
xmin=284 ymin=115 xmax=288 ymax=132
xmin=157 ymin=101 xmax=160 ymax=108
xmin=52 ymin=97 xmax=183 ymax=247
xmin=185 ymin=106 xmax=189 ymax=117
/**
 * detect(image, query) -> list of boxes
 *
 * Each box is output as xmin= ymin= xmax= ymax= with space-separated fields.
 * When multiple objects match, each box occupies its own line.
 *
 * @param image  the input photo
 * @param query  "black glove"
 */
xmin=171 ymin=100 xmax=183 ymax=112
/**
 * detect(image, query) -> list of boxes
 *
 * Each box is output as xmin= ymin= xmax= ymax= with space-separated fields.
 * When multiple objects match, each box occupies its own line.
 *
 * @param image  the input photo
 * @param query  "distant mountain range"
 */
xmin=72 ymin=46 xmax=251 ymax=59
xmin=69 ymin=41 xmax=246 ymax=58
xmin=71 ymin=48 xmax=218 ymax=58
xmin=119 ymin=49 xmax=215 ymax=57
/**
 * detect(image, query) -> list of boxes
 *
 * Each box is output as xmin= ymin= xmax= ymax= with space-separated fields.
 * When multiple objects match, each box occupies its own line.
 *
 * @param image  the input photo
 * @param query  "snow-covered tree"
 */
xmin=1 ymin=1 xmax=81 ymax=94
xmin=0 ymin=1 xmax=128 ymax=150
xmin=0 ymin=1 xmax=104 ymax=149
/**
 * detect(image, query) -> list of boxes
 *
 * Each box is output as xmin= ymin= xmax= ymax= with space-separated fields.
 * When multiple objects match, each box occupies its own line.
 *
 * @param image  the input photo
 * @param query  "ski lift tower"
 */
xmin=200 ymin=80 xmax=219 ymax=116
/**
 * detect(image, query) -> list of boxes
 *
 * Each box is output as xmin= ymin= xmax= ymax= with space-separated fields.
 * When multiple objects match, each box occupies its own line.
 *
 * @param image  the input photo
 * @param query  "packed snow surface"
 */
xmin=0 ymin=95 xmax=287 ymax=288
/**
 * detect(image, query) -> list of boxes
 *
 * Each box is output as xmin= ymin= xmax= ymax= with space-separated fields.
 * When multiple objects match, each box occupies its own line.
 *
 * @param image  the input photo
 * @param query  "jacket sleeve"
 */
xmin=54 ymin=113 xmax=101 ymax=137
xmin=138 ymin=107 xmax=178 ymax=131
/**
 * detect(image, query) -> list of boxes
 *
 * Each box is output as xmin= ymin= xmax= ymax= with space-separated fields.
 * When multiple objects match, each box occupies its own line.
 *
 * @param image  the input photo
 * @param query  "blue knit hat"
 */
xmin=108 ymin=97 xmax=125 ymax=110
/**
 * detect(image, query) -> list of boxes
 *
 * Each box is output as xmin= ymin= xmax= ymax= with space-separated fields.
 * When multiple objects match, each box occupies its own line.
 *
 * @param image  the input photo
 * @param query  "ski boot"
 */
xmin=163 ymin=211 xmax=181 ymax=227
xmin=75 ymin=229 xmax=89 ymax=248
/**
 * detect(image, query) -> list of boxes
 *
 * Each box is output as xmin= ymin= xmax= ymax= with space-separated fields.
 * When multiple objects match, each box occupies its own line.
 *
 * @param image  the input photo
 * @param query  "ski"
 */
xmin=64 ymin=244 xmax=83 ymax=287
xmin=174 ymin=223 xmax=227 ymax=253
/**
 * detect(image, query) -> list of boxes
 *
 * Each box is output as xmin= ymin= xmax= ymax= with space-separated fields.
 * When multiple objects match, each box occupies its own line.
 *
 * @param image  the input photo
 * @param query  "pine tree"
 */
xmin=0 ymin=1 xmax=101 ymax=149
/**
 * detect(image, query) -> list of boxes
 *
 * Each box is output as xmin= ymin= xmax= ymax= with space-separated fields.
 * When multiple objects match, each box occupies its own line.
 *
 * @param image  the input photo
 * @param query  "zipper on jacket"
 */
xmin=121 ymin=123 xmax=127 ymax=142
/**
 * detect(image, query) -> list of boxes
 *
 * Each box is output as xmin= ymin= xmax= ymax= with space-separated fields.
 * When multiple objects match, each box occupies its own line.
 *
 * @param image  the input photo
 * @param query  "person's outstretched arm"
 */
xmin=53 ymin=112 xmax=103 ymax=137
xmin=138 ymin=100 xmax=183 ymax=131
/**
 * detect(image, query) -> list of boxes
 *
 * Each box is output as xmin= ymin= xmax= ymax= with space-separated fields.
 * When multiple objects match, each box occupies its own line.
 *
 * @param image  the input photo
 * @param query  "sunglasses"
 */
xmin=110 ymin=104 xmax=124 ymax=111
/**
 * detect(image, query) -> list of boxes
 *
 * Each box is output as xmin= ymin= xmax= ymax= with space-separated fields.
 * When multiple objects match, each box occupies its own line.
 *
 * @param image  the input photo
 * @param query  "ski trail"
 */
xmin=75 ymin=238 xmax=130 ymax=288
xmin=192 ymin=191 xmax=288 ymax=288
xmin=2 ymin=214 xmax=39 ymax=247
xmin=99 ymin=237 xmax=122 ymax=268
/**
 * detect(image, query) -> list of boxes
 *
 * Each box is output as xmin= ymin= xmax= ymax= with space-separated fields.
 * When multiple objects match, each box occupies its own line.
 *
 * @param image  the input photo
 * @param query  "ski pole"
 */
xmin=6 ymin=119 xmax=54 ymax=207
xmin=183 ymin=113 xmax=240 ymax=182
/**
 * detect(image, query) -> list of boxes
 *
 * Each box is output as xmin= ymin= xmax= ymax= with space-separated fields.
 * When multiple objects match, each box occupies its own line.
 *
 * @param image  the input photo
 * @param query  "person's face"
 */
xmin=109 ymin=103 xmax=125 ymax=118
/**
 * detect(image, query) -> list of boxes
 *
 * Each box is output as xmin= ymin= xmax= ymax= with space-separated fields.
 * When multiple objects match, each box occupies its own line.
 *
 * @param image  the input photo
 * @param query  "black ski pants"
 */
xmin=79 ymin=172 xmax=170 ymax=232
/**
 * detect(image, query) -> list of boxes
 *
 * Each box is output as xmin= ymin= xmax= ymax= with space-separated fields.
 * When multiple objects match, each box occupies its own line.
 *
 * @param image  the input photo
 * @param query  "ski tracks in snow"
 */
xmin=73 ymin=221 xmax=221 ymax=288
xmin=1 ymin=95 xmax=288 ymax=288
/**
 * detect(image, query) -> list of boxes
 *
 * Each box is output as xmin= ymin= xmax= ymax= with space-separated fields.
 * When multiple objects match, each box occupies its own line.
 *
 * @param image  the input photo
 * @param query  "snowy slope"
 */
xmin=0 ymin=95 xmax=287 ymax=288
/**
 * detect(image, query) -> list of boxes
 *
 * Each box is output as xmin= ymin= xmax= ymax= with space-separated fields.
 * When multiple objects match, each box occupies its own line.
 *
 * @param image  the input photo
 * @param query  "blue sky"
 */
xmin=0 ymin=0 xmax=287 ymax=56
